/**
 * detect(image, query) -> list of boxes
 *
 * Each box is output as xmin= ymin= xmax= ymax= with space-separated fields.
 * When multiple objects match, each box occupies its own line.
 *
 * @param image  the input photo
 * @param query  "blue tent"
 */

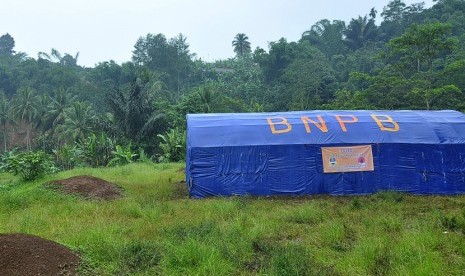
xmin=186 ymin=110 xmax=465 ymax=198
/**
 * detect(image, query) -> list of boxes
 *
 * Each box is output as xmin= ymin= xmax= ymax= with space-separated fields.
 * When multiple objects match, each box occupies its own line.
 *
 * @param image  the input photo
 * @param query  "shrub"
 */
xmin=157 ymin=128 xmax=186 ymax=162
xmin=78 ymin=133 xmax=116 ymax=167
xmin=108 ymin=145 xmax=138 ymax=166
xmin=0 ymin=150 xmax=57 ymax=181
xmin=52 ymin=144 xmax=84 ymax=170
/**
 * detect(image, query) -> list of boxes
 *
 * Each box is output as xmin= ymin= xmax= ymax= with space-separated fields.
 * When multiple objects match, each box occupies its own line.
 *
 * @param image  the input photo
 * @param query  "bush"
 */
xmin=78 ymin=133 xmax=116 ymax=167
xmin=108 ymin=145 xmax=138 ymax=166
xmin=157 ymin=128 xmax=186 ymax=162
xmin=52 ymin=144 xmax=84 ymax=170
xmin=0 ymin=150 xmax=57 ymax=181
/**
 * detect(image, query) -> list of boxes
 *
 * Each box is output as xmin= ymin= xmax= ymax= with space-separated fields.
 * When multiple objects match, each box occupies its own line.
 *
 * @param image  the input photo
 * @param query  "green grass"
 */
xmin=1 ymin=163 xmax=465 ymax=275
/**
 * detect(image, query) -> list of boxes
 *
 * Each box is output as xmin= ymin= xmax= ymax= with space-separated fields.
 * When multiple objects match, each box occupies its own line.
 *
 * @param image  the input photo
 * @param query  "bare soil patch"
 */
xmin=48 ymin=175 xmax=123 ymax=200
xmin=0 ymin=233 xmax=79 ymax=276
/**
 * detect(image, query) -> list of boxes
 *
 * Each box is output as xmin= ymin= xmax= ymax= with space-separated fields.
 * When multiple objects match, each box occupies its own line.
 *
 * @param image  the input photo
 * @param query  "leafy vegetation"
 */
xmin=0 ymin=163 xmax=464 ymax=275
xmin=1 ymin=2 xmax=465 ymax=272
xmin=0 ymin=0 xmax=464 ymax=159
xmin=0 ymin=150 xmax=56 ymax=181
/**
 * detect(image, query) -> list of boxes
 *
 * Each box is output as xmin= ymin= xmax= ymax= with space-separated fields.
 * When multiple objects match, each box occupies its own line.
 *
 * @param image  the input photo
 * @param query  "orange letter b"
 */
xmin=267 ymin=117 xmax=292 ymax=134
xmin=371 ymin=114 xmax=399 ymax=132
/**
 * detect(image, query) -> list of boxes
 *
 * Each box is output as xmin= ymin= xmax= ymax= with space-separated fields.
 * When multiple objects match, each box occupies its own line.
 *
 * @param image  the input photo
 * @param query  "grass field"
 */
xmin=1 ymin=162 xmax=465 ymax=275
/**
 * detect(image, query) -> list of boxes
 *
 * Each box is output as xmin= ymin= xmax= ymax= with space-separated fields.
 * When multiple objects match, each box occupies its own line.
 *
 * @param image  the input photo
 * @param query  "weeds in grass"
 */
xmin=438 ymin=211 xmax=465 ymax=233
xmin=119 ymin=240 xmax=162 ymax=274
xmin=351 ymin=197 xmax=363 ymax=209
xmin=0 ymin=164 xmax=465 ymax=275
xmin=374 ymin=191 xmax=405 ymax=203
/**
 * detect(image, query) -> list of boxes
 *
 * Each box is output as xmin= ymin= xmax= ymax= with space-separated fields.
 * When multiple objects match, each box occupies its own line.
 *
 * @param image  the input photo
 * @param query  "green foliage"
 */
xmin=56 ymin=101 xmax=95 ymax=142
xmin=301 ymin=19 xmax=347 ymax=58
xmin=78 ymin=133 xmax=115 ymax=167
xmin=438 ymin=211 xmax=465 ymax=233
xmin=0 ymin=33 xmax=15 ymax=56
xmin=157 ymin=128 xmax=186 ymax=162
xmin=389 ymin=22 xmax=457 ymax=73
xmin=52 ymin=144 xmax=84 ymax=171
xmin=2 ymin=2 xmax=465 ymax=158
xmin=137 ymin=147 xmax=152 ymax=163
xmin=232 ymin=33 xmax=252 ymax=57
xmin=108 ymin=145 xmax=138 ymax=166
xmin=0 ymin=150 xmax=57 ymax=181
xmin=106 ymin=79 xmax=168 ymax=149
xmin=345 ymin=15 xmax=378 ymax=50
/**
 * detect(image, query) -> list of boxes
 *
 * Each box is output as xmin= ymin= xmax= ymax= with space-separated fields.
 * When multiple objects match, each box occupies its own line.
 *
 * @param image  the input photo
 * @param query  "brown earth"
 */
xmin=48 ymin=175 xmax=123 ymax=200
xmin=0 ymin=233 xmax=79 ymax=276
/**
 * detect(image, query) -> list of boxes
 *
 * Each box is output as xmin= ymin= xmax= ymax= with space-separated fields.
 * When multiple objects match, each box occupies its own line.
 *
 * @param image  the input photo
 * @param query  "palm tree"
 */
xmin=38 ymin=48 xmax=79 ymax=66
xmin=107 ymin=80 xmax=167 ymax=144
xmin=43 ymin=87 xmax=76 ymax=135
xmin=344 ymin=15 xmax=377 ymax=49
xmin=301 ymin=19 xmax=346 ymax=57
xmin=10 ymin=87 xmax=40 ymax=150
xmin=56 ymin=101 xmax=94 ymax=142
xmin=232 ymin=33 xmax=251 ymax=57
xmin=197 ymin=84 xmax=221 ymax=113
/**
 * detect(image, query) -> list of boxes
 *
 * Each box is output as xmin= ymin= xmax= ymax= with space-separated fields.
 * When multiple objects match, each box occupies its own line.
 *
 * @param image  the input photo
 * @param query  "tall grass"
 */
xmin=1 ymin=163 xmax=465 ymax=275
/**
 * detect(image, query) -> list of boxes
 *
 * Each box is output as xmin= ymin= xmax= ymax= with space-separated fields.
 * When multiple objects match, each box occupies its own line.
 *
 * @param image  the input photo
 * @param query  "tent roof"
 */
xmin=186 ymin=110 xmax=465 ymax=147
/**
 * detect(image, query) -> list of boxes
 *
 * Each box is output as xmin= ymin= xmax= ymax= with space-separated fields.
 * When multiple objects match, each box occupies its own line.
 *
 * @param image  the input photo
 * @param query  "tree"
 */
xmin=280 ymin=47 xmax=337 ymax=110
xmin=389 ymin=22 xmax=457 ymax=73
xmin=43 ymin=87 xmax=77 ymax=135
xmin=301 ymin=19 xmax=346 ymax=58
xmin=379 ymin=0 xmax=425 ymax=41
xmin=232 ymin=33 xmax=252 ymax=57
xmin=0 ymin=33 xmax=15 ymax=56
xmin=0 ymin=93 xmax=11 ymax=151
xmin=56 ymin=101 xmax=95 ymax=142
xmin=381 ymin=0 xmax=407 ymax=22
xmin=255 ymin=38 xmax=300 ymax=83
xmin=107 ymin=79 xmax=167 ymax=148
xmin=345 ymin=15 xmax=378 ymax=50
xmin=132 ymin=33 xmax=193 ymax=93
xmin=169 ymin=33 xmax=194 ymax=96
xmin=132 ymin=34 xmax=172 ymax=68
xmin=38 ymin=48 xmax=79 ymax=66
xmin=10 ymin=87 xmax=40 ymax=150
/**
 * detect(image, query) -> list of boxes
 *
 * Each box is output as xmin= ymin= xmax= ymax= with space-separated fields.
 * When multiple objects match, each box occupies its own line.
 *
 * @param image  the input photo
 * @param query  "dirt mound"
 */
xmin=0 ymin=233 xmax=79 ymax=276
xmin=48 ymin=175 xmax=123 ymax=200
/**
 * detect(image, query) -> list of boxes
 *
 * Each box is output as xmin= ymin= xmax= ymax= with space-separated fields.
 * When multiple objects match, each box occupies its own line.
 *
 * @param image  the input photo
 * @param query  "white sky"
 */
xmin=0 ymin=0 xmax=433 ymax=67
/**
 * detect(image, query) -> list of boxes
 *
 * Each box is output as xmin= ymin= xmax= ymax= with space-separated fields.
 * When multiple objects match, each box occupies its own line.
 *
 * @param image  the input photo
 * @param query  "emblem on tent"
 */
xmin=329 ymin=156 xmax=337 ymax=166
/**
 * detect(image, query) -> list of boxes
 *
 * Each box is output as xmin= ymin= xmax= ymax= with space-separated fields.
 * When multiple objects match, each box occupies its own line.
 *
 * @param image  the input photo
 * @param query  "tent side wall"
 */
xmin=186 ymin=110 xmax=465 ymax=198
xmin=187 ymin=143 xmax=465 ymax=198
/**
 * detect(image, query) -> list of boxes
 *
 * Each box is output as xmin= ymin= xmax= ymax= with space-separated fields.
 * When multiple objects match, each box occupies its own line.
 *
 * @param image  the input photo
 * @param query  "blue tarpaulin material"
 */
xmin=186 ymin=110 xmax=465 ymax=198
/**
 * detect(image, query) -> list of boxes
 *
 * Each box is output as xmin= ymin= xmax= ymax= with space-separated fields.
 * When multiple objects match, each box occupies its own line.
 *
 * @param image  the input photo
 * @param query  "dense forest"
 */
xmin=0 ymin=0 xmax=464 ymax=171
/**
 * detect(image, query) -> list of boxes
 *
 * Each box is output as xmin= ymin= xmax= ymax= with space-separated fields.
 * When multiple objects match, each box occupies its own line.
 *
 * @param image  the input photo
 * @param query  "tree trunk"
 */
xmin=3 ymin=125 xmax=6 ymax=152
xmin=26 ymin=124 xmax=30 ymax=151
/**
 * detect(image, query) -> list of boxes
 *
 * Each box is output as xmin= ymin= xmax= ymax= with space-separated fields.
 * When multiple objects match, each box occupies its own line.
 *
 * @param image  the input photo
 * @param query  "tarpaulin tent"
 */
xmin=186 ymin=110 xmax=465 ymax=198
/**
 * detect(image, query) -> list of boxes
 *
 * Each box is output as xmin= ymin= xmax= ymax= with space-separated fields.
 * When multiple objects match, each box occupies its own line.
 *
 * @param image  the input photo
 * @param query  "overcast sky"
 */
xmin=1 ymin=0 xmax=433 ymax=67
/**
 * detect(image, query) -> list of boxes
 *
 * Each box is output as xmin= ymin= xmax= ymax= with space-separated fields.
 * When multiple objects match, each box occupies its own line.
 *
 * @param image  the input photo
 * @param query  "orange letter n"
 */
xmin=301 ymin=115 xmax=328 ymax=133
xmin=267 ymin=117 xmax=292 ymax=134
xmin=371 ymin=114 xmax=400 ymax=132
